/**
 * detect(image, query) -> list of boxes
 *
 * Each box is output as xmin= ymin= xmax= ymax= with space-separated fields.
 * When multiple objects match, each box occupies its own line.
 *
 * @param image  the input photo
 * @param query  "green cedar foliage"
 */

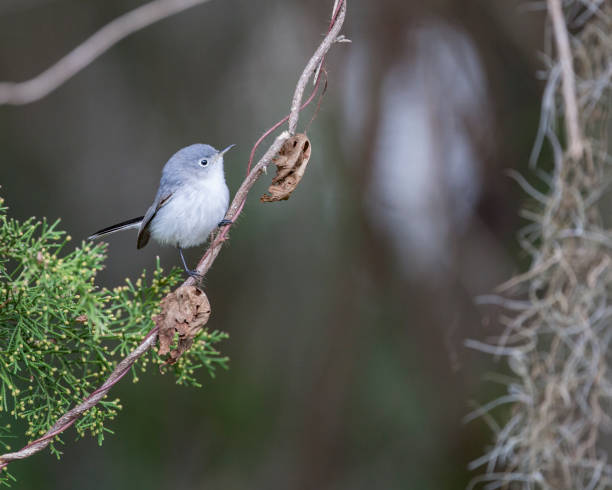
xmin=0 ymin=196 xmax=228 ymax=485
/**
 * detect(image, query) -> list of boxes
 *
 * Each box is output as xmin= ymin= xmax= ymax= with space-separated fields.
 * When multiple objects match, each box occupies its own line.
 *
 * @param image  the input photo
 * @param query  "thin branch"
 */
xmin=547 ymin=0 xmax=585 ymax=160
xmin=288 ymin=0 xmax=346 ymax=133
xmin=0 ymin=0 xmax=212 ymax=105
xmin=0 ymin=0 xmax=347 ymax=470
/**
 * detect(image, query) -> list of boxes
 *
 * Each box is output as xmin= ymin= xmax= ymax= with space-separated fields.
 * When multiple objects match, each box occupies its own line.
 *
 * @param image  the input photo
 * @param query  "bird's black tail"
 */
xmin=88 ymin=216 xmax=144 ymax=241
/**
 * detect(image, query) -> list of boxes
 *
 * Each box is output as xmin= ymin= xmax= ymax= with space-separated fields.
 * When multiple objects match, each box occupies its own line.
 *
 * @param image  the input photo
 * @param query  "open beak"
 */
xmin=220 ymin=144 xmax=236 ymax=155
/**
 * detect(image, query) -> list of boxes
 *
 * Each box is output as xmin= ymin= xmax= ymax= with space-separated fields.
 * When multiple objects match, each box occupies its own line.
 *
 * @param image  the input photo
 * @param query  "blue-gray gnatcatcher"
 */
xmin=88 ymin=143 xmax=234 ymax=277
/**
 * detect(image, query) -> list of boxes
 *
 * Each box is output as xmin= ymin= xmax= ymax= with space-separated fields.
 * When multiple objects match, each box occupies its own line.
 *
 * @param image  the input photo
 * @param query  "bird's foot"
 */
xmin=177 ymin=246 xmax=204 ymax=282
xmin=218 ymin=219 xmax=233 ymax=227
xmin=185 ymin=268 xmax=204 ymax=283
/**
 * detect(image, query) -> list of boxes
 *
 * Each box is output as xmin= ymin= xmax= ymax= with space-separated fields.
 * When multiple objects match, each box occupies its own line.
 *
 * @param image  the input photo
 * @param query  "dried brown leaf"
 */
xmin=153 ymin=285 xmax=211 ymax=365
xmin=261 ymin=134 xmax=312 ymax=202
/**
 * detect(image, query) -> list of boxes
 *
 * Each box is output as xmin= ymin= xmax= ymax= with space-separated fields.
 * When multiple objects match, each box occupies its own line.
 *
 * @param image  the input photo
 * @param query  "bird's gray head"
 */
xmin=162 ymin=143 xmax=234 ymax=184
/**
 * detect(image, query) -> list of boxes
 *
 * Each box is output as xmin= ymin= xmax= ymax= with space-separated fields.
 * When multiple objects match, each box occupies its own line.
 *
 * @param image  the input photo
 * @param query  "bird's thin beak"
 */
xmin=221 ymin=144 xmax=236 ymax=155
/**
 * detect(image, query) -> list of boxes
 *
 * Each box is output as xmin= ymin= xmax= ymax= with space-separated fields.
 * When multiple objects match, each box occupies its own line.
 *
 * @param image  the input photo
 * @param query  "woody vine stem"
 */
xmin=0 ymin=0 xmax=347 ymax=470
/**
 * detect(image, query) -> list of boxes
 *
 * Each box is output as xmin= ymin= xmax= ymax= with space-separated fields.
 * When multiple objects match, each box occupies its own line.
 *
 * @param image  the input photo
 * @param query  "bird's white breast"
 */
xmin=149 ymin=173 xmax=229 ymax=248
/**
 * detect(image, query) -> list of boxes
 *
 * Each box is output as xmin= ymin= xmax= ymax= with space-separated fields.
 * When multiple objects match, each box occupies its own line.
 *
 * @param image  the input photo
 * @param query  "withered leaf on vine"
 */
xmin=261 ymin=134 xmax=312 ymax=202
xmin=153 ymin=285 xmax=211 ymax=365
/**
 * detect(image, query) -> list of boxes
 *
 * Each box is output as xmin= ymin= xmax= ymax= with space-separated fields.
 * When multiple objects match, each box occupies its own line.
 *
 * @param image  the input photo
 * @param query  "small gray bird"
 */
xmin=88 ymin=143 xmax=234 ymax=277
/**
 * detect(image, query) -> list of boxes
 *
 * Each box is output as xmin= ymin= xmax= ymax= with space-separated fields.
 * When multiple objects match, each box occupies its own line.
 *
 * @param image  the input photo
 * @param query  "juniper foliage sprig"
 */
xmin=0 ymin=196 xmax=228 ymax=484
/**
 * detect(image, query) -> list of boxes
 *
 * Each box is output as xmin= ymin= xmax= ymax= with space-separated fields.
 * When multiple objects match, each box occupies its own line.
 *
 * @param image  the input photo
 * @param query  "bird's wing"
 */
xmin=137 ymin=192 xmax=173 ymax=249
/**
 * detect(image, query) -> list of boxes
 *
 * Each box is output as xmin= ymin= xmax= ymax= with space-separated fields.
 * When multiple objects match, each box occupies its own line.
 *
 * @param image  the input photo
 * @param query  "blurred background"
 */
xmin=0 ymin=0 xmax=548 ymax=488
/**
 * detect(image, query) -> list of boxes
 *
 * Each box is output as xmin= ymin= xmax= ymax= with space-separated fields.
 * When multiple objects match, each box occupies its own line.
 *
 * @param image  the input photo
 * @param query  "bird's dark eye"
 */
xmin=199 ymin=158 xmax=209 ymax=167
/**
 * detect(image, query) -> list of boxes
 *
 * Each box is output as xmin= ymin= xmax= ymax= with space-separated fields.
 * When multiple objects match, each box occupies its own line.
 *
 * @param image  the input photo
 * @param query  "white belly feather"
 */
xmin=149 ymin=178 xmax=229 ymax=248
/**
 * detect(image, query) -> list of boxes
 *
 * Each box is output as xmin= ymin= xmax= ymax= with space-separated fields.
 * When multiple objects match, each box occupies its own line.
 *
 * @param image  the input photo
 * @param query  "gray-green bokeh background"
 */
xmin=1 ymin=0 xmax=546 ymax=488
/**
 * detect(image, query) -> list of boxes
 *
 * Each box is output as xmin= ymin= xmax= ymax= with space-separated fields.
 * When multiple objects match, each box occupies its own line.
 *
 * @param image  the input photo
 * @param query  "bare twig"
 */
xmin=0 ymin=0 xmax=347 ymax=471
xmin=0 ymin=0 xmax=212 ymax=105
xmin=547 ymin=0 xmax=585 ymax=160
xmin=288 ymin=0 xmax=346 ymax=133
